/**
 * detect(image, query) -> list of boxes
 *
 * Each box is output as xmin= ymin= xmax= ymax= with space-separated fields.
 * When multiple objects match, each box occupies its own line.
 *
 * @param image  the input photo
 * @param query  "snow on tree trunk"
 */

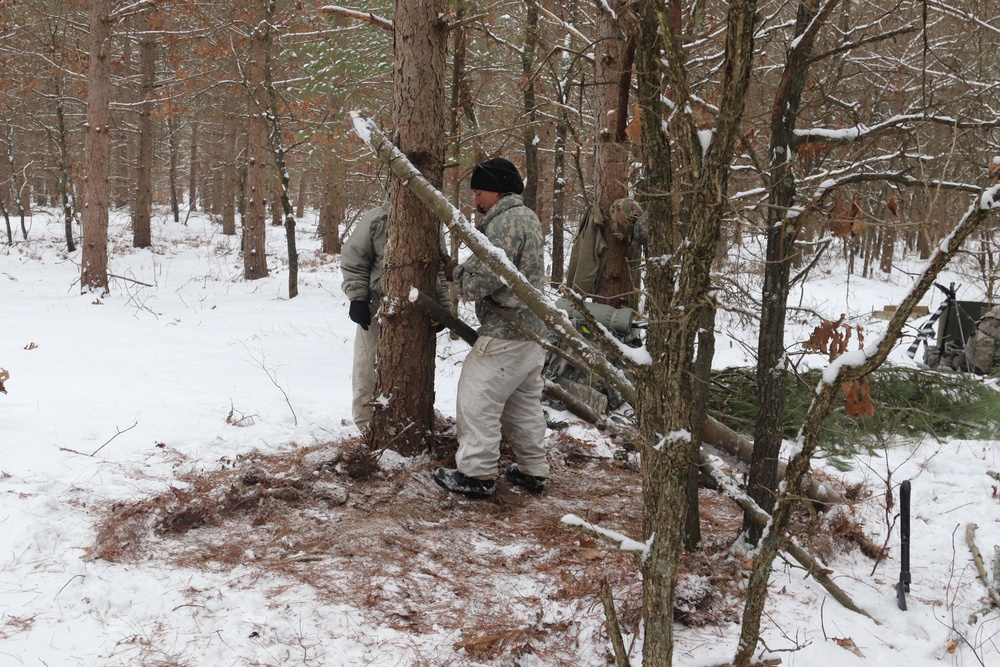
xmin=242 ymin=4 xmax=269 ymax=281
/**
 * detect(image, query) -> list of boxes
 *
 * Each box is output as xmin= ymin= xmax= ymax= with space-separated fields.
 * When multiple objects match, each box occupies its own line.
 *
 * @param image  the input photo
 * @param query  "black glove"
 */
xmin=349 ymin=300 xmax=372 ymax=330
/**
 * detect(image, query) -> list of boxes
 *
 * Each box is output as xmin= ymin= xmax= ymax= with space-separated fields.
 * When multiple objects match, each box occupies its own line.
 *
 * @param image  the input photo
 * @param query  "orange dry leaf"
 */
xmin=843 ymin=378 xmax=875 ymax=418
xmin=832 ymin=636 xmax=865 ymax=657
xmin=887 ymin=196 xmax=899 ymax=216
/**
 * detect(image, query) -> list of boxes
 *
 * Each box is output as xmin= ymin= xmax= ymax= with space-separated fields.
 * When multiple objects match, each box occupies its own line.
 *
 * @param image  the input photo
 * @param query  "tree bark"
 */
xmin=221 ymin=121 xmax=238 ymax=236
xmin=132 ymin=8 xmax=155 ymax=249
xmin=54 ymin=80 xmax=75 ymax=252
xmin=188 ymin=121 xmax=198 ymax=212
xmin=593 ymin=4 xmax=636 ymax=309
xmin=242 ymin=3 xmax=269 ymax=281
xmin=81 ymin=0 xmax=112 ymax=293
xmin=319 ymin=160 xmax=344 ymax=254
xmin=370 ymin=0 xmax=449 ymax=455
xmin=520 ymin=0 xmax=539 ymax=211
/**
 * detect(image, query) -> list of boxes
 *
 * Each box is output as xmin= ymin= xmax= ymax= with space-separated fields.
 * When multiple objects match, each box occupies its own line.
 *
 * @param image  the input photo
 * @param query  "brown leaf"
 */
xmin=887 ymin=196 xmax=898 ymax=216
xmin=843 ymin=378 xmax=875 ymax=418
xmin=832 ymin=636 xmax=865 ymax=657
xmin=454 ymin=633 xmax=505 ymax=655
xmin=0 ymin=368 xmax=8 ymax=394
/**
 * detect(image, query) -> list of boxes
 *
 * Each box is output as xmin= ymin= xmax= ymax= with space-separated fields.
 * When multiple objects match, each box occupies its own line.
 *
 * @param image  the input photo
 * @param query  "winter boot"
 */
xmin=433 ymin=467 xmax=495 ymax=499
xmin=505 ymin=464 xmax=546 ymax=493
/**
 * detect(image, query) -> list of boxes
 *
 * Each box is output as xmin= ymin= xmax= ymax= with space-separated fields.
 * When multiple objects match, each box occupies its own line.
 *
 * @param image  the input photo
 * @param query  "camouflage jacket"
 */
xmin=341 ymin=205 xmax=450 ymax=316
xmin=454 ymin=195 xmax=546 ymax=341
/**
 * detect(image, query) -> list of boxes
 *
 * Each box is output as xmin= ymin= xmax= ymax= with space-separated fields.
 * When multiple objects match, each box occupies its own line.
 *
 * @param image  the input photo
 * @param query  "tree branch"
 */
xmin=321 ymin=5 xmax=393 ymax=31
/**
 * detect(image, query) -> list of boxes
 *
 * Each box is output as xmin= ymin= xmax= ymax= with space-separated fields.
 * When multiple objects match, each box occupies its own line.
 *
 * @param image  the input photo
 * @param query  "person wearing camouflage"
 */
xmin=341 ymin=203 xmax=450 ymax=432
xmin=433 ymin=158 xmax=549 ymax=499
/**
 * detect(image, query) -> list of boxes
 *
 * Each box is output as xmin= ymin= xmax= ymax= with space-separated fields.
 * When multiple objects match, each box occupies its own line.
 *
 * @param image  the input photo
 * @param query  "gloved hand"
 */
xmin=349 ymin=300 xmax=372 ymax=330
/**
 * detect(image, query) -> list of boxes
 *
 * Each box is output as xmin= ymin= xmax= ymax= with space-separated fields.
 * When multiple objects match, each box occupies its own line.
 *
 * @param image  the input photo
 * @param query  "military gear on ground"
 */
xmin=349 ymin=300 xmax=371 ymax=330
xmin=967 ymin=304 xmax=1000 ymax=374
xmin=453 ymin=194 xmax=546 ymax=341
xmin=542 ymin=298 xmax=641 ymax=414
xmin=917 ymin=285 xmax=999 ymax=375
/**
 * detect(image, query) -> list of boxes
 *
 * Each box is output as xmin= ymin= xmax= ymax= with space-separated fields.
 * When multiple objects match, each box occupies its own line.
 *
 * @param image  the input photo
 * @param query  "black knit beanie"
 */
xmin=470 ymin=157 xmax=524 ymax=195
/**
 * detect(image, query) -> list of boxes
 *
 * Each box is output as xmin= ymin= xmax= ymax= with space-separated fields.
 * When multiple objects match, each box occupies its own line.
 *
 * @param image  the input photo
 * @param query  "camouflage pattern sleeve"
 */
xmin=454 ymin=195 xmax=546 ymax=341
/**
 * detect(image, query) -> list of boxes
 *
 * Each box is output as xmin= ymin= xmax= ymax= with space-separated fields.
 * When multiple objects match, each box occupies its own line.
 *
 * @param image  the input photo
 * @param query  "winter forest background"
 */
xmin=2 ymin=1 xmax=1000 ymax=666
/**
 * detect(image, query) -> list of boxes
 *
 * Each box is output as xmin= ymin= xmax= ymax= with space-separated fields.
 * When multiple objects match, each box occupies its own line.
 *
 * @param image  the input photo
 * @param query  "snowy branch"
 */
xmin=795 ymin=113 xmax=1000 ymax=147
xmin=321 ymin=6 xmax=393 ymax=31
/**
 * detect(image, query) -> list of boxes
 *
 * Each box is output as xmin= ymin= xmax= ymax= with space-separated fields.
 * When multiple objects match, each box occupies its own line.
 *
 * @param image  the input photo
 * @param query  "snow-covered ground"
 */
xmin=1 ymin=207 xmax=998 ymax=666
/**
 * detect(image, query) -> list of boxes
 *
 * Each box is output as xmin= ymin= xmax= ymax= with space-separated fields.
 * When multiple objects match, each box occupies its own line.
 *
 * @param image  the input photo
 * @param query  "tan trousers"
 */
xmin=455 ymin=336 xmax=549 ymax=480
xmin=351 ymin=318 xmax=380 ymax=432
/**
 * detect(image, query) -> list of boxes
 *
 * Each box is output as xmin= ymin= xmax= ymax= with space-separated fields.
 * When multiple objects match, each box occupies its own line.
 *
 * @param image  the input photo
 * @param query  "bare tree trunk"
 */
xmin=81 ymin=0 xmax=111 ymax=293
xmin=221 ymin=122 xmax=238 ymax=236
xmin=54 ymin=80 xmax=75 ymax=252
xmin=319 ymin=160 xmax=344 ymax=254
xmin=520 ymin=0 xmax=539 ymax=211
xmin=370 ymin=0 xmax=448 ymax=455
xmin=551 ymin=112 xmax=568 ymax=284
xmin=593 ymin=4 xmax=636 ymax=308
xmin=132 ymin=9 xmax=155 ymax=249
xmin=188 ymin=121 xmax=198 ymax=212
xmin=635 ymin=0 xmax=758 ymax=662
xmin=167 ymin=114 xmax=181 ymax=223
xmin=242 ymin=5 xmax=269 ymax=281
xmin=295 ymin=168 xmax=307 ymax=218
xmin=748 ymin=0 xmax=831 ymax=543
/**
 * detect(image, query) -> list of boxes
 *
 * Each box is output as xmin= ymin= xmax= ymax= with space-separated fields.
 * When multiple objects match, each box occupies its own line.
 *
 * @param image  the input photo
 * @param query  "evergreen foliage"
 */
xmin=710 ymin=366 xmax=1000 ymax=456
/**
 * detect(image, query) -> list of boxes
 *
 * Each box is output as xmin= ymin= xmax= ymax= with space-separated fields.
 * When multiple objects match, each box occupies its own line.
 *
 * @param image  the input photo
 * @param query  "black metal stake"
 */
xmin=897 ymin=479 xmax=911 ymax=611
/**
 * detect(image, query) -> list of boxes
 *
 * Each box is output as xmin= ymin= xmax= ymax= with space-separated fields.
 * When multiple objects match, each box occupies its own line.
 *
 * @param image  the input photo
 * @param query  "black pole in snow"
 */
xmin=897 ymin=479 xmax=911 ymax=611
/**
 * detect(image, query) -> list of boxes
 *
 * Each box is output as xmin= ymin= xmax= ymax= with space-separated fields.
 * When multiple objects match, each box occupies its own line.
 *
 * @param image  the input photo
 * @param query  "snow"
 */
xmin=2 ymin=207 xmax=1000 ymax=666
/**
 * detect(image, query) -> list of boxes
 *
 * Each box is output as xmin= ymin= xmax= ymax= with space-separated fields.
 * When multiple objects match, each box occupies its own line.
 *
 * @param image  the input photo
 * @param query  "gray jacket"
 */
xmin=341 ymin=205 xmax=451 ymax=315
xmin=454 ymin=194 xmax=546 ymax=341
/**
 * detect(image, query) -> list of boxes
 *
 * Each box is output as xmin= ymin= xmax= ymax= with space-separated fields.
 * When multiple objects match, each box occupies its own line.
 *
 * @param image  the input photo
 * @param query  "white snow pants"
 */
xmin=351 ymin=318 xmax=380 ymax=431
xmin=455 ymin=336 xmax=549 ymax=480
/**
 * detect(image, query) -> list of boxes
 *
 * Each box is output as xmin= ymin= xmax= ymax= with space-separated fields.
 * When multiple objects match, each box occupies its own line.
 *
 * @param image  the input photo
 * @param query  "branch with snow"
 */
xmin=561 ymin=513 xmax=650 ymax=559
xmin=321 ymin=5 xmax=393 ymax=31
xmin=795 ymin=113 xmax=1000 ymax=147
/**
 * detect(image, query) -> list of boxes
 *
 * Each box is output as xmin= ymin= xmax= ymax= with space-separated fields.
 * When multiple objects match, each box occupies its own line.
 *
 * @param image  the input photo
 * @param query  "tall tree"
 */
xmin=591 ymin=1 xmax=635 ymax=308
xmin=81 ymin=0 xmax=113 ymax=293
xmin=369 ymin=0 xmax=448 ymax=454
xmin=634 ymin=0 xmax=759 ymax=662
xmin=241 ymin=0 xmax=269 ymax=281
xmin=131 ymin=5 xmax=155 ymax=248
